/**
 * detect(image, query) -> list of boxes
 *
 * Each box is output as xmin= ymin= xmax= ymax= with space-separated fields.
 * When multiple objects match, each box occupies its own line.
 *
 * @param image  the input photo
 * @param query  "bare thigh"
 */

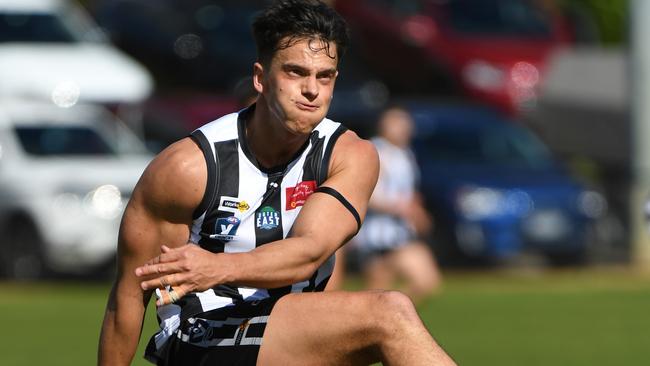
xmin=257 ymin=291 xmax=385 ymax=366
xmin=257 ymin=290 xmax=457 ymax=366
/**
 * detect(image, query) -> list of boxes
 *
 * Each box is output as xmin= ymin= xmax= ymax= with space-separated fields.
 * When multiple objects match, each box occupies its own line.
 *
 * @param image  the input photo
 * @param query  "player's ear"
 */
xmin=253 ymin=62 xmax=264 ymax=94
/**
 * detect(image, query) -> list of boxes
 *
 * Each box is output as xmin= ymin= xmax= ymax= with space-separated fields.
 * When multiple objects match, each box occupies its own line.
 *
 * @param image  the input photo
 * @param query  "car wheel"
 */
xmin=0 ymin=217 xmax=47 ymax=280
xmin=431 ymin=222 xmax=461 ymax=265
xmin=431 ymin=216 xmax=484 ymax=267
xmin=431 ymin=210 xmax=503 ymax=268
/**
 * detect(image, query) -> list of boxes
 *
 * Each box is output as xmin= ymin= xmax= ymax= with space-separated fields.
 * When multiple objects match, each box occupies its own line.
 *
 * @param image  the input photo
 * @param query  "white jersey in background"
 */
xmin=354 ymin=137 xmax=419 ymax=253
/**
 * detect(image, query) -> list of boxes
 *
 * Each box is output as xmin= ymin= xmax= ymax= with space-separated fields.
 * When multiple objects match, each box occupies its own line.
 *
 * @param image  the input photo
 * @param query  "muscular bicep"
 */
xmin=112 ymin=138 xmax=205 ymax=301
xmin=100 ymin=138 xmax=205 ymax=365
xmin=116 ymin=196 xmax=190 ymax=278
xmin=290 ymin=133 xmax=379 ymax=256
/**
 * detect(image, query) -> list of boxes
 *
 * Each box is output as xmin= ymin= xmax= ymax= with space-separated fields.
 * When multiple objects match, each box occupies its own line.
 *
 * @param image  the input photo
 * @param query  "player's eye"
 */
xmin=285 ymin=67 xmax=307 ymax=77
xmin=317 ymin=72 xmax=336 ymax=83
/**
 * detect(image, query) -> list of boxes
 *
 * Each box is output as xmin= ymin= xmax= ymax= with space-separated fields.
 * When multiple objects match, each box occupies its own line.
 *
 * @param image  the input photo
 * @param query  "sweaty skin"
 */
xmin=98 ymin=38 xmax=456 ymax=366
xmin=97 ymin=138 xmax=202 ymax=364
xmin=134 ymin=38 xmax=369 ymax=300
xmin=97 ymin=37 xmax=371 ymax=363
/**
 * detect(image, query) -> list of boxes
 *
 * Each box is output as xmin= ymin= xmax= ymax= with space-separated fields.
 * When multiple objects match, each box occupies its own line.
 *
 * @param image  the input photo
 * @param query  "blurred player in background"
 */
xmin=353 ymin=106 xmax=442 ymax=302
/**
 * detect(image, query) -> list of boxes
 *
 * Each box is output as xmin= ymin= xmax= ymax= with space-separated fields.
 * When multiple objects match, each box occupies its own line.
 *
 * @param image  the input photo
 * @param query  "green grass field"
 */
xmin=1 ymin=268 xmax=649 ymax=365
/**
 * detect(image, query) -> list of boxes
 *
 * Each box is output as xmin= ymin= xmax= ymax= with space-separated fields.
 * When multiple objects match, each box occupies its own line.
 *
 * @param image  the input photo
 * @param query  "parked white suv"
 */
xmin=0 ymin=0 xmax=152 ymax=109
xmin=0 ymin=101 xmax=152 ymax=278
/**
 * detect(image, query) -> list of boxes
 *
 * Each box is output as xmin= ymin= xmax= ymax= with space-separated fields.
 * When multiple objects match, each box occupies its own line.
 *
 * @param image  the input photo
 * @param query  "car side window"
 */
xmin=0 ymin=13 xmax=78 ymax=43
xmin=14 ymin=126 xmax=116 ymax=156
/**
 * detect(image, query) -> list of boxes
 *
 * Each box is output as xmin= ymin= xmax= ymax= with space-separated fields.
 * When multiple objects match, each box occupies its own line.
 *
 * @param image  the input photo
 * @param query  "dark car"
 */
xmin=407 ymin=103 xmax=605 ymax=264
xmin=336 ymin=0 xmax=572 ymax=115
xmin=92 ymin=0 xmax=390 ymax=149
xmin=92 ymin=0 xmax=267 ymax=91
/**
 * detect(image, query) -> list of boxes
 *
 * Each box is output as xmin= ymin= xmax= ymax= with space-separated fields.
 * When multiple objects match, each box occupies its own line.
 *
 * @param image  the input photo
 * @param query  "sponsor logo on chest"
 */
xmin=212 ymin=216 xmax=241 ymax=241
xmin=219 ymin=196 xmax=250 ymax=213
xmin=256 ymin=206 xmax=280 ymax=230
xmin=286 ymin=180 xmax=317 ymax=210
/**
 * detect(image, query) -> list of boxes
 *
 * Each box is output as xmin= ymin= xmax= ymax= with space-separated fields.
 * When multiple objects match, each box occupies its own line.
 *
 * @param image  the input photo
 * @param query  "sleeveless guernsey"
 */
xmin=149 ymin=105 xmax=347 ymax=353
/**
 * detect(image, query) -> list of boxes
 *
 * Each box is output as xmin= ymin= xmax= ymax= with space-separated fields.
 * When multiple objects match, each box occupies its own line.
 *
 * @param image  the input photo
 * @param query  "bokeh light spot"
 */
xmin=51 ymin=81 xmax=80 ymax=108
xmin=174 ymin=34 xmax=204 ymax=59
xmin=511 ymin=61 xmax=540 ymax=88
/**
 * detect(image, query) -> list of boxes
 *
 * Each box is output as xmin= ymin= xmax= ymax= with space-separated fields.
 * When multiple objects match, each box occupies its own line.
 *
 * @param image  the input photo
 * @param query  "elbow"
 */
xmin=300 ymin=260 xmax=322 ymax=282
xmin=297 ymin=243 xmax=329 ymax=282
xmin=294 ymin=266 xmax=318 ymax=284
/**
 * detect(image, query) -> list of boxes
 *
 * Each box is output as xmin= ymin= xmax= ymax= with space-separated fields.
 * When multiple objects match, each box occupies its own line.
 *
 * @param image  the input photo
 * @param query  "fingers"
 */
xmin=157 ymin=287 xmax=180 ymax=305
xmin=135 ymin=261 xmax=181 ymax=277
xmin=144 ymin=255 xmax=161 ymax=267
xmin=136 ymin=244 xmax=206 ymax=298
xmin=141 ymin=272 xmax=189 ymax=291
xmin=145 ymin=244 xmax=189 ymax=266
xmin=136 ymin=246 xmax=190 ymax=277
xmin=145 ymin=251 xmax=178 ymax=266
xmin=158 ymin=274 xmax=178 ymax=288
xmin=155 ymin=285 xmax=190 ymax=306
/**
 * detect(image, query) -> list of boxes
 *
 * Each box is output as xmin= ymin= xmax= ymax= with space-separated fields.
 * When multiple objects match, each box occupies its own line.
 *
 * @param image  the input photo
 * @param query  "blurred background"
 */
xmin=2 ymin=0 xmax=650 ymax=365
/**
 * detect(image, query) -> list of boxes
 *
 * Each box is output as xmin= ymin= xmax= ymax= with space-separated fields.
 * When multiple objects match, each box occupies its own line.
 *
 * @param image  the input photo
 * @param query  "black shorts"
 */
xmin=146 ymin=297 xmax=279 ymax=366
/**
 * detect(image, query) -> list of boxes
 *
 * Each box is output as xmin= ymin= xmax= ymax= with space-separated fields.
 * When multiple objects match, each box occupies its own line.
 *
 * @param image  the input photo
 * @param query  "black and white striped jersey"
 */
xmin=151 ymin=105 xmax=347 ymax=350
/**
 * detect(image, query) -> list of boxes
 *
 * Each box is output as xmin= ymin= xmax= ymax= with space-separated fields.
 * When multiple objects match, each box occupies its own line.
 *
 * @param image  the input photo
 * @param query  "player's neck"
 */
xmin=247 ymin=102 xmax=310 ymax=170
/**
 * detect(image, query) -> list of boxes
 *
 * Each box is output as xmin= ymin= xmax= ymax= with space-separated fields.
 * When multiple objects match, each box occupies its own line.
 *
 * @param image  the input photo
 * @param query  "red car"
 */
xmin=336 ymin=0 xmax=572 ymax=115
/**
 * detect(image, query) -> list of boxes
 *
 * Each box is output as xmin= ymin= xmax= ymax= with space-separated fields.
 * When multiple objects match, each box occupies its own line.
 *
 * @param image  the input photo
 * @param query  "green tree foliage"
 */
xmin=560 ymin=0 xmax=627 ymax=44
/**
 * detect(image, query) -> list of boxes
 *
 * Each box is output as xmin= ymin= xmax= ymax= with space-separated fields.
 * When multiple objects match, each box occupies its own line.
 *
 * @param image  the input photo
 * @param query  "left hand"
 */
xmin=135 ymin=244 xmax=221 ymax=306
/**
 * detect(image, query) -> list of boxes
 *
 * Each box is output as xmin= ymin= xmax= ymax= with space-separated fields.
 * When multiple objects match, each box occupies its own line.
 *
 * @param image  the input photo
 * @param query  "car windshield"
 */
xmin=416 ymin=122 xmax=553 ymax=169
xmin=439 ymin=0 xmax=552 ymax=37
xmin=15 ymin=126 xmax=116 ymax=156
xmin=0 ymin=13 xmax=79 ymax=43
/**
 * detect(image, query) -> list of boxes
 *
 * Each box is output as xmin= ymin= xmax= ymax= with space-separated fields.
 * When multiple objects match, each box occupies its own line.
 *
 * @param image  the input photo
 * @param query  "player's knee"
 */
xmin=371 ymin=290 xmax=420 ymax=330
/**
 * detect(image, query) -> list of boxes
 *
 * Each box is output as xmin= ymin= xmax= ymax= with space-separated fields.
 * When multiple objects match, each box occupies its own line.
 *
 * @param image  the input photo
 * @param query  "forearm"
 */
xmin=224 ymin=237 xmax=327 ymax=289
xmin=98 ymin=313 xmax=141 ymax=366
xmin=98 ymin=284 xmax=150 ymax=366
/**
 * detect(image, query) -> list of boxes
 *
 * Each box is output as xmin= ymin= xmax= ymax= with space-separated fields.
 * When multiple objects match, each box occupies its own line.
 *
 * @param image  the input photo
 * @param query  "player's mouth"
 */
xmin=296 ymin=102 xmax=319 ymax=112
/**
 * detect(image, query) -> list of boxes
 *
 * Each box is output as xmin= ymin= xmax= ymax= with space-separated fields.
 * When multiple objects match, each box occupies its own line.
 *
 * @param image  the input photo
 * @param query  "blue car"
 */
xmin=408 ymin=104 xmax=605 ymax=264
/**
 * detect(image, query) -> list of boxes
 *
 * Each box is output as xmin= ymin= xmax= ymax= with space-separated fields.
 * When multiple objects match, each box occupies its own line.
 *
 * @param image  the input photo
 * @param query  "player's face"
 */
xmin=256 ymin=37 xmax=339 ymax=136
xmin=380 ymin=109 xmax=414 ymax=147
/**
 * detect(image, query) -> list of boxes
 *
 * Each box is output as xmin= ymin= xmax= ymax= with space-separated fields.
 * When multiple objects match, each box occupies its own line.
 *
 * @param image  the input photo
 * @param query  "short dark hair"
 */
xmin=252 ymin=0 xmax=349 ymax=66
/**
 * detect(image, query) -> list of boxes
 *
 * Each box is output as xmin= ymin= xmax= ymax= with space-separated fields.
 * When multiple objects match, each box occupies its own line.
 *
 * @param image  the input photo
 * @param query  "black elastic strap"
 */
xmin=315 ymin=186 xmax=361 ymax=233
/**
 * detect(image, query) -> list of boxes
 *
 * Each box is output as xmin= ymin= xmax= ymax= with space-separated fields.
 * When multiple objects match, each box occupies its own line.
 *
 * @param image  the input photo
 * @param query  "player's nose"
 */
xmin=301 ymin=76 xmax=319 ymax=101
